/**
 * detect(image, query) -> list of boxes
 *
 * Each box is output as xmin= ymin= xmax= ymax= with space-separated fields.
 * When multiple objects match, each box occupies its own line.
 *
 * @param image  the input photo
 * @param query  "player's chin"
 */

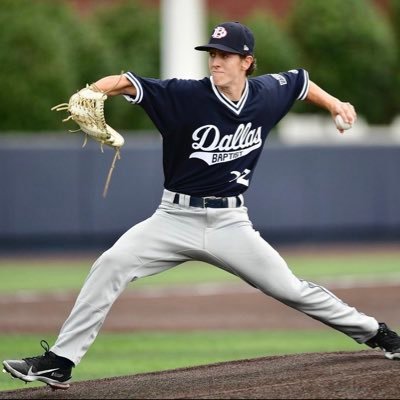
xmin=211 ymin=72 xmax=225 ymax=85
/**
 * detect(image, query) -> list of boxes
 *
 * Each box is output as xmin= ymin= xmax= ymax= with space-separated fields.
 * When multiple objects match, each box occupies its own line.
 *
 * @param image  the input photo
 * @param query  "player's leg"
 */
xmin=50 ymin=206 xmax=204 ymax=365
xmin=3 ymin=201 xmax=204 ymax=387
xmin=205 ymin=208 xmax=400 ymax=358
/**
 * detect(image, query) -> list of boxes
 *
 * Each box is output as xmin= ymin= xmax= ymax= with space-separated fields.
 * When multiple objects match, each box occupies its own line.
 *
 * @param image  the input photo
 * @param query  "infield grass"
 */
xmin=0 ymin=251 xmax=399 ymax=293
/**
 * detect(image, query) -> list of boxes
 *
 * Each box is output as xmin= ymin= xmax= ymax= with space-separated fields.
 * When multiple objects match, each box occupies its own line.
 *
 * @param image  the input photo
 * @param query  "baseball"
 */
xmin=335 ymin=115 xmax=352 ymax=130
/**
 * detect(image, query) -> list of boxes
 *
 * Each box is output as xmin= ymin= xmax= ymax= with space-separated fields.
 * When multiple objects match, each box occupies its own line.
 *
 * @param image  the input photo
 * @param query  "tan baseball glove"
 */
xmin=52 ymin=84 xmax=124 ymax=197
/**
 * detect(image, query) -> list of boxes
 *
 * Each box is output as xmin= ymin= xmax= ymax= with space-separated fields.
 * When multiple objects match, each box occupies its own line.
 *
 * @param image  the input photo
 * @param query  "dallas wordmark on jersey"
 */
xmin=190 ymin=122 xmax=262 ymax=165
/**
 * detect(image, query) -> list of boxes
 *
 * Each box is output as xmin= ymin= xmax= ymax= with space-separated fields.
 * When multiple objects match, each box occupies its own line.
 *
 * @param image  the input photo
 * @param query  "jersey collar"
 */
xmin=210 ymin=76 xmax=249 ymax=116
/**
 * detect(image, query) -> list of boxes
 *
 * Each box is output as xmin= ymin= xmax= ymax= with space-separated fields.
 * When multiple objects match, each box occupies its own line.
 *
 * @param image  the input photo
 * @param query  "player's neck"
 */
xmin=216 ymin=77 xmax=247 ymax=101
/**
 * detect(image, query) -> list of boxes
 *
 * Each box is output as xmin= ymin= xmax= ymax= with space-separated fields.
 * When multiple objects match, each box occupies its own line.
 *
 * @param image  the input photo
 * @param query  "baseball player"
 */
xmin=3 ymin=21 xmax=400 ymax=390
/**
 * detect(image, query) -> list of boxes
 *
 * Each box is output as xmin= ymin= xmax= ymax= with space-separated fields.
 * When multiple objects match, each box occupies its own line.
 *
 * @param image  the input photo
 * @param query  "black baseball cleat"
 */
xmin=2 ymin=340 xmax=74 ymax=390
xmin=365 ymin=322 xmax=400 ymax=360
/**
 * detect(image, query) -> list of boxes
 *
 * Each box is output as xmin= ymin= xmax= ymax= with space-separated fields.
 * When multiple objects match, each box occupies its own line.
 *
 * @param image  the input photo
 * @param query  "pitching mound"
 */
xmin=2 ymin=350 xmax=400 ymax=399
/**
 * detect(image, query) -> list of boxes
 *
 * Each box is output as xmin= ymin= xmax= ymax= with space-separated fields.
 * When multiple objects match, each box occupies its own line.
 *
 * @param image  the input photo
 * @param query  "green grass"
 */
xmin=286 ymin=253 xmax=400 ymax=280
xmin=0 ymin=260 xmax=238 ymax=293
xmin=0 ymin=330 xmax=364 ymax=391
xmin=0 ymin=252 xmax=399 ymax=293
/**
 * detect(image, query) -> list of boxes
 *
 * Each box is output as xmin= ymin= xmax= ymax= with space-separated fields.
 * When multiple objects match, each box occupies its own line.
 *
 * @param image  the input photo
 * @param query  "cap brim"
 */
xmin=194 ymin=43 xmax=245 ymax=55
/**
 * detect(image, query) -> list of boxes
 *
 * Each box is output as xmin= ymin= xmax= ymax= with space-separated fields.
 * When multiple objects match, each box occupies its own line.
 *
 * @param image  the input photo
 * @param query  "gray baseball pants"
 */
xmin=51 ymin=189 xmax=379 ymax=365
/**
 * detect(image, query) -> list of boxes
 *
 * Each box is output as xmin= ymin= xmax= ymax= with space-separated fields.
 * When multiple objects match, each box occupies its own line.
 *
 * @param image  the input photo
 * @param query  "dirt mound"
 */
xmin=2 ymin=350 xmax=400 ymax=399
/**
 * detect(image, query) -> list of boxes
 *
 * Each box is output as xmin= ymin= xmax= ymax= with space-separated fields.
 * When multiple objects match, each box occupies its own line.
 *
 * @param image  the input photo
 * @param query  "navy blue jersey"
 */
xmin=124 ymin=69 xmax=309 ymax=197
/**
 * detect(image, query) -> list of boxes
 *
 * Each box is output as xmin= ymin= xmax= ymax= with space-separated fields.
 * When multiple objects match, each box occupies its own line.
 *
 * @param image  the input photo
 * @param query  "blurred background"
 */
xmin=0 ymin=0 xmax=399 ymax=251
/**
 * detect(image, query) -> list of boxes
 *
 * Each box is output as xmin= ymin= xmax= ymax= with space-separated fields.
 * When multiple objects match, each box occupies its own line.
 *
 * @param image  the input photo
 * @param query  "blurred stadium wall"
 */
xmin=1 ymin=136 xmax=399 ymax=251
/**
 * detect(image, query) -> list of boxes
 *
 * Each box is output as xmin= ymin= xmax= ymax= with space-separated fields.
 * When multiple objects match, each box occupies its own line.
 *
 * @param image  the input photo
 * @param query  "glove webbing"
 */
xmin=51 ymin=91 xmax=109 ymax=142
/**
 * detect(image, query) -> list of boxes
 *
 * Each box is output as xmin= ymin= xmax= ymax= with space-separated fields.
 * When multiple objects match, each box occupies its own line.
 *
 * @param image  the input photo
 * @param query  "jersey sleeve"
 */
xmin=268 ymin=69 xmax=309 ymax=101
xmin=122 ymin=72 xmax=173 ymax=105
xmin=122 ymin=72 xmax=144 ymax=104
xmin=289 ymin=69 xmax=309 ymax=100
xmin=251 ymin=68 xmax=309 ymax=125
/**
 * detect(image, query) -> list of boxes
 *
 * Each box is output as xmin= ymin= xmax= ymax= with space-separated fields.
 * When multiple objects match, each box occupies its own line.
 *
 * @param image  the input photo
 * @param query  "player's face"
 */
xmin=208 ymin=50 xmax=250 ymax=87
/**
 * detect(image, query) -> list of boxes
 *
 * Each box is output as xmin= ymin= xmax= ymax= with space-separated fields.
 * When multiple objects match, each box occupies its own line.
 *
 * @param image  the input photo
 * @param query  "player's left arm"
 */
xmin=93 ymin=75 xmax=137 ymax=97
xmin=305 ymin=81 xmax=356 ymax=132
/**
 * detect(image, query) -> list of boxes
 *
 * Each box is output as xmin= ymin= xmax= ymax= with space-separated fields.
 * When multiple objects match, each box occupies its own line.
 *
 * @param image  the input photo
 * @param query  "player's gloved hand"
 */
xmin=51 ymin=85 xmax=125 ymax=150
xmin=51 ymin=85 xmax=125 ymax=197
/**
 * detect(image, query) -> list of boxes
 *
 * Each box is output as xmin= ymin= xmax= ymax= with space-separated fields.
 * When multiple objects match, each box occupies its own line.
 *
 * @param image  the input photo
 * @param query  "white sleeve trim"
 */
xmin=297 ymin=69 xmax=310 ymax=101
xmin=123 ymin=72 xmax=144 ymax=104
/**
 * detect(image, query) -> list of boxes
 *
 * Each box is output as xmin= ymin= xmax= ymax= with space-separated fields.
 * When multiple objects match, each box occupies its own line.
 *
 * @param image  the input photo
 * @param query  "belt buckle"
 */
xmin=204 ymin=197 xmax=225 ymax=208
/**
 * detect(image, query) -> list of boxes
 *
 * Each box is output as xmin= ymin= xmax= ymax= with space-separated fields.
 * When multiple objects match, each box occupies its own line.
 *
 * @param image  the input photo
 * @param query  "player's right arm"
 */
xmin=92 ymin=75 xmax=137 ymax=97
xmin=306 ymin=81 xmax=356 ymax=128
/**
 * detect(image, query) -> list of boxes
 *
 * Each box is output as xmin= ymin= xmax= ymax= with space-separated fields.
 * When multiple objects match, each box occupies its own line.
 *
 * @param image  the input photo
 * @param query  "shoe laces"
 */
xmin=23 ymin=340 xmax=52 ymax=363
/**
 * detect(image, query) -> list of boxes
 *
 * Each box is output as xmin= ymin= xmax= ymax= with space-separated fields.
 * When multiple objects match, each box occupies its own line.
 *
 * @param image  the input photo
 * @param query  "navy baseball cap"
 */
xmin=195 ymin=22 xmax=255 ymax=55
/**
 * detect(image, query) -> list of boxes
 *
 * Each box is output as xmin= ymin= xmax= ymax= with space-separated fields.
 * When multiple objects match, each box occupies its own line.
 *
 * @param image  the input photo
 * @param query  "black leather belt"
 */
xmin=173 ymin=193 xmax=242 ymax=208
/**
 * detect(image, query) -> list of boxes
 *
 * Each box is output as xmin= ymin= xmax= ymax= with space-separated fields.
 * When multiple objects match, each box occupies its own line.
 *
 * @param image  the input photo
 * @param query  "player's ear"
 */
xmin=241 ymin=55 xmax=254 ymax=72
